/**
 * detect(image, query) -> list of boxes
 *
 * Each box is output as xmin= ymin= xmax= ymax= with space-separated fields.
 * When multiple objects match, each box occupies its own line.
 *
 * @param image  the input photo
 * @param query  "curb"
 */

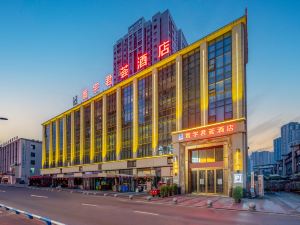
xmin=0 ymin=203 xmax=66 ymax=225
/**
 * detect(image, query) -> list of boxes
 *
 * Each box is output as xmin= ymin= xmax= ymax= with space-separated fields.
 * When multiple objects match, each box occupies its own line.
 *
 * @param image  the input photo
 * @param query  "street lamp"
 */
xmin=0 ymin=117 xmax=8 ymax=120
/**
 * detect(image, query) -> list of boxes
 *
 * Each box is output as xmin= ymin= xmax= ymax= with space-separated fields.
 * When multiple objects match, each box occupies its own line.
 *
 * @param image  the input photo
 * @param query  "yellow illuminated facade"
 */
xmin=41 ymin=15 xmax=248 ymax=195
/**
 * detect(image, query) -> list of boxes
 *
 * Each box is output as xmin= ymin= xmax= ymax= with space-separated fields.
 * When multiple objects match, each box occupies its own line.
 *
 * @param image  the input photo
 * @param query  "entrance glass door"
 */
xmin=191 ymin=169 xmax=223 ymax=194
xmin=191 ymin=170 xmax=197 ymax=192
xmin=216 ymin=169 xmax=223 ymax=193
xmin=207 ymin=170 xmax=215 ymax=193
xmin=198 ymin=170 xmax=206 ymax=192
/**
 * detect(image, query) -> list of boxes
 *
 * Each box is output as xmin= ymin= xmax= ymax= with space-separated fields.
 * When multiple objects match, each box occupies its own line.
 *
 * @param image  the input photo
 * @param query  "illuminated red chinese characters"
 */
xmin=105 ymin=74 xmax=113 ymax=87
xmin=158 ymin=40 xmax=170 ymax=58
xmin=119 ymin=64 xmax=129 ymax=79
xmin=82 ymin=89 xmax=88 ymax=101
xmin=180 ymin=123 xmax=236 ymax=142
xmin=137 ymin=53 xmax=148 ymax=70
xmin=93 ymin=82 xmax=100 ymax=94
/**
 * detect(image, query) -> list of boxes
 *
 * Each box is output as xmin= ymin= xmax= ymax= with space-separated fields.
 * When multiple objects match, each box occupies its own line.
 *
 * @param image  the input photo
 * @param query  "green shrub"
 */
xmin=160 ymin=186 xmax=167 ymax=197
xmin=166 ymin=185 xmax=171 ymax=196
xmin=171 ymin=184 xmax=178 ymax=195
xmin=232 ymin=186 xmax=243 ymax=203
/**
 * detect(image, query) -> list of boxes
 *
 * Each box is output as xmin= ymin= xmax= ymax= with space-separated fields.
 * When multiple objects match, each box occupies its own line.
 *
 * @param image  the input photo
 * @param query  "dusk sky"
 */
xmin=0 ymin=0 xmax=299 ymax=153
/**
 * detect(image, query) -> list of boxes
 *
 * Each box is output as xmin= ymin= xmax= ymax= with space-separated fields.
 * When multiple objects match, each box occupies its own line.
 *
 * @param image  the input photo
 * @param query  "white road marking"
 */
xmin=81 ymin=203 xmax=97 ymax=207
xmin=133 ymin=210 xmax=159 ymax=216
xmin=30 ymin=194 xmax=48 ymax=199
xmin=0 ymin=190 xmax=6 ymax=193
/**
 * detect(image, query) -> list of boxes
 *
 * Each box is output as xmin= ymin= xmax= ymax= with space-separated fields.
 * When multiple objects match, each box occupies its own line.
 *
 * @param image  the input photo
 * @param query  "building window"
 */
xmin=74 ymin=110 xmax=80 ymax=165
xmin=31 ymin=152 xmax=35 ymax=157
xmin=182 ymin=49 xmax=201 ymax=129
xmin=121 ymin=84 xmax=133 ymax=160
xmin=51 ymin=122 xmax=56 ymax=167
xmin=107 ymin=93 xmax=117 ymax=161
xmin=138 ymin=74 xmax=152 ymax=157
xmin=84 ymin=105 xmax=91 ymax=164
xmin=94 ymin=99 xmax=103 ymax=163
xmin=158 ymin=62 xmax=176 ymax=155
xmin=208 ymin=32 xmax=232 ymax=123
xmin=190 ymin=147 xmax=223 ymax=163
xmin=66 ymin=114 xmax=71 ymax=166
xmin=59 ymin=118 xmax=63 ymax=166
xmin=31 ymin=160 xmax=35 ymax=165
xmin=127 ymin=160 xmax=136 ymax=168
xmin=31 ymin=144 xmax=35 ymax=150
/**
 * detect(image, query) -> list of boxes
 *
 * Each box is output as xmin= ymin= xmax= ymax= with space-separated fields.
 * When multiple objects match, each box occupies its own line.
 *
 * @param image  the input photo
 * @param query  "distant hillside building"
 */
xmin=113 ymin=10 xmax=188 ymax=84
xmin=0 ymin=137 xmax=42 ymax=184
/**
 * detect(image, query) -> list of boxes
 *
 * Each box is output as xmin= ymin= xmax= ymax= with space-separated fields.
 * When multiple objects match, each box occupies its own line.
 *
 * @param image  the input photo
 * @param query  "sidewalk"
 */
xmin=0 ymin=208 xmax=43 ymax=225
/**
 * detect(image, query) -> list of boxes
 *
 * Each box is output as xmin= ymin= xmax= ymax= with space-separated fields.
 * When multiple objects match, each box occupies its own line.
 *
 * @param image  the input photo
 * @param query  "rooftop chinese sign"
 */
xmin=177 ymin=122 xmax=239 ymax=142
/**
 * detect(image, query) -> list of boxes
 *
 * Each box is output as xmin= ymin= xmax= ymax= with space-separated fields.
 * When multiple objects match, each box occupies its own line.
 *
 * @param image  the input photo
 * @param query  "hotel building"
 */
xmin=41 ymin=15 xmax=248 ymax=196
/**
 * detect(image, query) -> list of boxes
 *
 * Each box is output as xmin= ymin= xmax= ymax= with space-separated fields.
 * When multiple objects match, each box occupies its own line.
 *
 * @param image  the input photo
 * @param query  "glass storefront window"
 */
xmin=106 ymin=93 xmax=116 ymax=161
xmin=182 ymin=49 xmax=201 ymax=129
xmin=157 ymin=61 xmax=176 ymax=155
xmin=121 ymin=84 xmax=133 ymax=160
xmin=66 ymin=114 xmax=71 ymax=166
xmin=94 ymin=99 xmax=103 ymax=163
xmin=192 ymin=151 xmax=198 ymax=163
xmin=208 ymin=32 xmax=232 ymax=124
xmin=138 ymin=74 xmax=152 ymax=158
xmin=191 ymin=147 xmax=223 ymax=163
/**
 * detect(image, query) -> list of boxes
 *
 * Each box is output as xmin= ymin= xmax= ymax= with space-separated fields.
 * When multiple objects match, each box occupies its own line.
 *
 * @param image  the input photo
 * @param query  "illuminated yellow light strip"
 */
xmin=236 ymin=32 xmax=239 ymax=118
xmin=202 ymin=48 xmax=206 ymax=125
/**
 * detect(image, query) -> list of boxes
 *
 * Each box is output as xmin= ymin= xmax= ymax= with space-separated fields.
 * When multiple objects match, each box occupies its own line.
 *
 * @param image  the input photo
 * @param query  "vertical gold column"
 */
xmin=176 ymin=55 xmax=182 ymax=131
xmin=62 ymin=115 xmax=67 ymax=165
xmin=70 ymin=111 xmax=75 ymax=165
xmin=49 ymin=123 xmax=53 ymax=167
xmin=42 ymin=125 xmax=46 ymax=168
xmin=232 ymin=23 xmax=245 ymax=119
xmin=102 ymin=95 xmax=107 ymax=162
xmin=55 ymin=119 xmax=59 ymax=166
xmin=90 ymin=101 xmax=95 ymax=163
xmin=80 ymin=106 xmax=85 ymax=164
xmin=133 ymin=78 xmax=139 ymax=158
xmin=200 ymin=43 xmax=208 ymax=126
xmin=152 ymin=68 xmax=158 ymax=155
xmin=116 ymin=87 xmax=122 ymax=160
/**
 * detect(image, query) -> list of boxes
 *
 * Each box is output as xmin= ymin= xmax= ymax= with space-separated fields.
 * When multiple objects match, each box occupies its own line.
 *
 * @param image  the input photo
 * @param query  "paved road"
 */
xmin=0 ymin=186 xmax=299 ymax=225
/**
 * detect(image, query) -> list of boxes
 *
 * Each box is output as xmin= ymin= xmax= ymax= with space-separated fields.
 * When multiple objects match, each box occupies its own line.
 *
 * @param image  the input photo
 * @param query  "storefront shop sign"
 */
xmin=178 ymin=122 xmax=237 ymax=142
xmin=233 ymin=173 xmax=243 ymax=184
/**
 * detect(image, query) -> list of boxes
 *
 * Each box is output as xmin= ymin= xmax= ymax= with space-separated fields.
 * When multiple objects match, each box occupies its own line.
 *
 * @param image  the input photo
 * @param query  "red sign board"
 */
xmin=178 ymin=123 xmax=236 ymax=142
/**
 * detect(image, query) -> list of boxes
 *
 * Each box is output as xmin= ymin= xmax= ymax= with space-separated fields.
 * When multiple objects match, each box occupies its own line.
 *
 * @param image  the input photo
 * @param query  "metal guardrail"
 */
xmin=0 ymin=203 xmax=66 ymax=225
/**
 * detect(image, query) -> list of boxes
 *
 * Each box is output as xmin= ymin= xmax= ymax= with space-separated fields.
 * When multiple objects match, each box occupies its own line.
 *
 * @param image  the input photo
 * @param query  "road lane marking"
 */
xmin=81 ymin=203 xmax=97 ymax=207
xmin=30 ymin=195 xmax=48 ymax=199
xmin=0 ymin=190 xmax=6 ymax=193
xmin=133 ymin=210 xmax=159 ymax=216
